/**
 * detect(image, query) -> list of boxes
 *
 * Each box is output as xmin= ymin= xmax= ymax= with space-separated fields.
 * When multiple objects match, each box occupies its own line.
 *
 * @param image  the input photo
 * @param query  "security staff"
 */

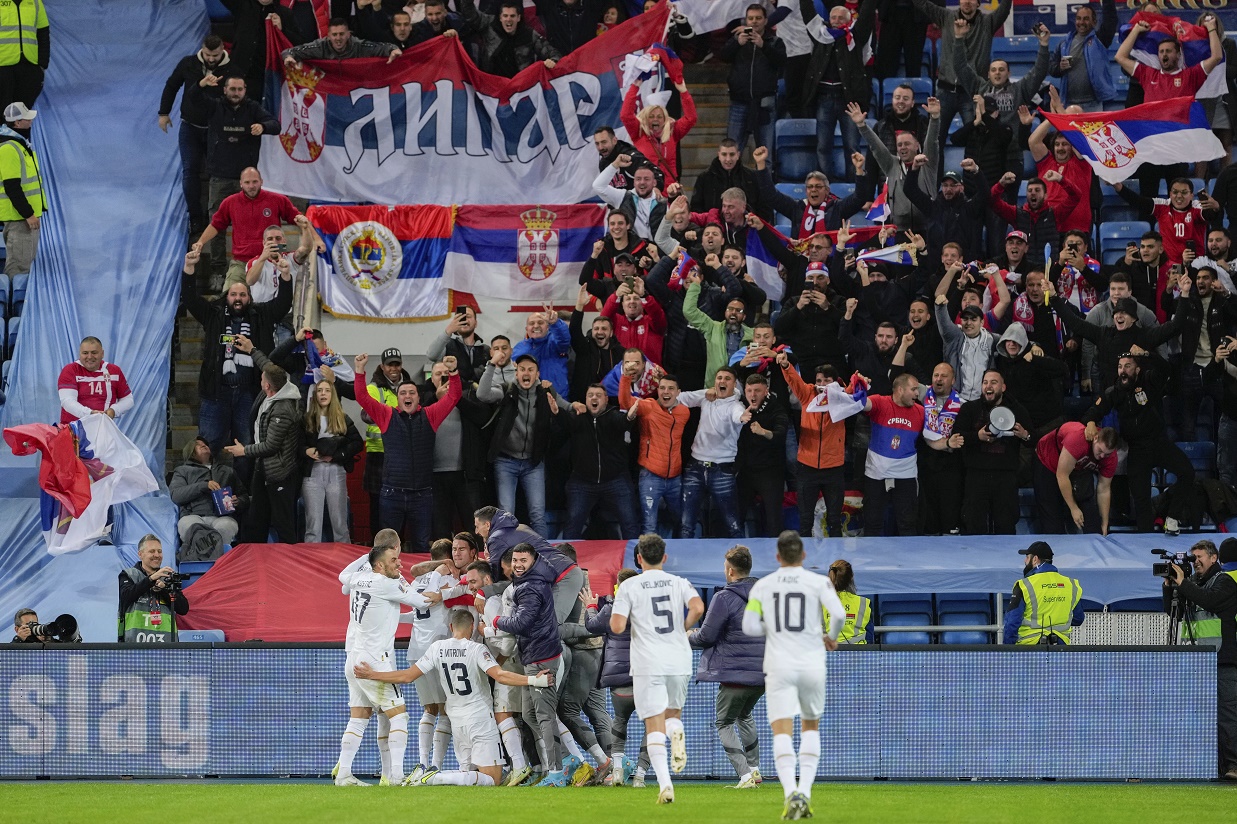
xmin=1167 ymin=538 xmax=1237 ymax=780
xmin=118 ymin=534 xmax=189 ymax=643
xmin=829 ymin=559 xmax=871 ymax=645
xmin=0 ymin=0 xmax=49 ymax=112
xmin=1002 ymin=541 xmax=1084 ymax=645
xmin=0 ymin=101 xmax=41 ymax=277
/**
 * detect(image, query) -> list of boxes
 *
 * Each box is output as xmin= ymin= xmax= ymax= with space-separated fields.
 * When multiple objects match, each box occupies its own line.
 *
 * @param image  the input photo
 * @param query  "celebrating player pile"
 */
xmin=743 ymin=531 xmax=846 ymax=820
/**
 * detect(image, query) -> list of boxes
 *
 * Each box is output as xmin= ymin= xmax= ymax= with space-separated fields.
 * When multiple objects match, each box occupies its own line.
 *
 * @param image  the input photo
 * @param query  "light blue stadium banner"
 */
xmin=0 ymin=646 xmax=1214 ymax=780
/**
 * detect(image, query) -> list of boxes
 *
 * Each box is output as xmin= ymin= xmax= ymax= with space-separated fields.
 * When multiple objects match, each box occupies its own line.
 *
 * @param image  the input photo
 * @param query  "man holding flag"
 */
xmin=1114 ymin=12 xmax=1224 ymax=194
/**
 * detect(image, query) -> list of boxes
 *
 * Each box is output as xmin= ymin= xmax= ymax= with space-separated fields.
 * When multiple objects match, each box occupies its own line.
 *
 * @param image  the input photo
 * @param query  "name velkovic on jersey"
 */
xmin=337 ymin=74 xmax=605 ymax=173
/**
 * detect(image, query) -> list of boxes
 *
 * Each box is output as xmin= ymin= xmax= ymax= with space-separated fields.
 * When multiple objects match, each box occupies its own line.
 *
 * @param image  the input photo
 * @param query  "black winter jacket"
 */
xmin=561 ymin=405 xmax=634 ymax=483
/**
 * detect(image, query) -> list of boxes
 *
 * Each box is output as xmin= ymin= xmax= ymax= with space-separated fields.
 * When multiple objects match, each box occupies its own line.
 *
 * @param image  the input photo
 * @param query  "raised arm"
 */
xmin=1114 ymin=21 xmax=1144 ymax=75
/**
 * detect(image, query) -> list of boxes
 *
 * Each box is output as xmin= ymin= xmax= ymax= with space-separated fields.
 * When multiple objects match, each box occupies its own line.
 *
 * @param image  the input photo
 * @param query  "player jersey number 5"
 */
xmin=651 ymin=595 xmax=676 ymax=633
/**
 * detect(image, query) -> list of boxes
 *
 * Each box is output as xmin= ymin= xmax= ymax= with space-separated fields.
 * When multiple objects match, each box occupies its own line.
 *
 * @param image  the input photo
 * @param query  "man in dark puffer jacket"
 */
xmin=689 ymin=545 xmax=765 ymax=788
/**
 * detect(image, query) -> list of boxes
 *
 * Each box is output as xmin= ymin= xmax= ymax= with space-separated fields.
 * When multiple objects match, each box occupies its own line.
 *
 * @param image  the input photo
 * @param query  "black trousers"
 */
xmin=0 ymin=60 xmax=43 ymax=111
xmin=1032 ymin=461 xmax=1101 ymax=534
xmin=240 ymin=467 xmax=300 ymax=543
xmin=864 ymin=475 xmax=918 ymax=536
xmin=1219 ymin=664 xmax=1237 ymax=775
xmin=873 ymin=7 xmax=927 ymax=78
xmin=797 ymin=464 xmax=846 ymax=537
xmin=961 ymin=468 xmax=1019 ymax=535
xmin=1127 ymin=438 xmax=1195 ymax=532
xmin=432 ymin=470 xmax=483 ymax=538
xmin=919 ymin=463 xmax=963 ymax=535
xmin=739 ymin=465 xmax=785 ymax=538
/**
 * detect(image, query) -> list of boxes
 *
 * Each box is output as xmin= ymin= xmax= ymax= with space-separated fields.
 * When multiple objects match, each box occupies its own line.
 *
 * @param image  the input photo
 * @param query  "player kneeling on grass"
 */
xmin=355 ymin=608 xmax=553 ymax=787
xmin=742 ymin=530 xmax=846 ymax=821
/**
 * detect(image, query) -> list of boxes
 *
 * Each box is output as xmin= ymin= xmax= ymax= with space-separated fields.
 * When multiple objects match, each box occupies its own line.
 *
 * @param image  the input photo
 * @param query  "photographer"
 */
xmin=10 ymin=609 xmax=80 ymax=644
xmin=1166 ymin=538 xmax=1237 ymax=780
xmin=118 ymin=535 xmax=189 ymax=643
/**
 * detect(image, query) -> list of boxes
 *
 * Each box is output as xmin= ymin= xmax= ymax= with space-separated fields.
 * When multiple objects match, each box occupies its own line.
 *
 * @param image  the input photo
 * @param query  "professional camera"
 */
xmin=166 ymin=572 xmax=191 ymax=590
xmin=1152 ymin=549 xmax=1194 ymax=579
xmin=26 ymin=614 xmax=81 ymax=643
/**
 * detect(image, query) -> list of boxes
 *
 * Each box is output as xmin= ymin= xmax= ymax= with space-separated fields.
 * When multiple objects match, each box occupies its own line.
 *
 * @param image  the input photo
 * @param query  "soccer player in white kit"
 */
xmin=355 ymin=608 xmax=553 ymax=787
xmin=336 ymin=530 xmax=433 ymax=786
xmin=610 ymin=534 xmax=705 ymax=805
xmin=742 ymin=530 xmax=846 ymax=821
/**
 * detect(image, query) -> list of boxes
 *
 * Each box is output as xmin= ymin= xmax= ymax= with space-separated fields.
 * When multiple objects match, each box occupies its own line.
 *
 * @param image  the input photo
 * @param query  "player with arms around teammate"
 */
xmin=336 ymin=530 xmax=432 ymax=786
xmin=743 ymin=530 xmax=846 ymax=820
xmin=610 ymin=534 xmax=705 ymax=805
xmin=356 ymin=608 xmax=553 ymax=787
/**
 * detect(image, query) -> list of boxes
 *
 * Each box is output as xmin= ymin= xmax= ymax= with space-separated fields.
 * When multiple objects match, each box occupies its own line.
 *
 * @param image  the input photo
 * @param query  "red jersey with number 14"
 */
xmin=57 ymin=362 xmax=131 ymax=424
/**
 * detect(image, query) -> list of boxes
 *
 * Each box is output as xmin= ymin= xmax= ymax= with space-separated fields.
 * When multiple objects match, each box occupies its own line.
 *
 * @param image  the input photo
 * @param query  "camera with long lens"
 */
xmin=1152 ymin=549 xmax=1193 ymax=579
xmin=26 ymin=614 xmax=81 ymax=643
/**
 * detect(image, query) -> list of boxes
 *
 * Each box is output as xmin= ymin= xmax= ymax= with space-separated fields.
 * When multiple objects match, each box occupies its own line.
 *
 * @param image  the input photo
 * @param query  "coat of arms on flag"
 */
xmin=518 ymin=208 xmax=560 ymax=282
xmin=279 ymin=62 xmax=326 ymax=164
xmin=1072 ymin=119 xmax=1137 ymax=170
xmin=333 ymin=222 xmax=404 ymax=292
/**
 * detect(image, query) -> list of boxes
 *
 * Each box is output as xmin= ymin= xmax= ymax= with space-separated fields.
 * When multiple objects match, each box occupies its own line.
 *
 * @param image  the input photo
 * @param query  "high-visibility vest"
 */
xmin=1183 ymin=569 xmax=1237 ymax=646
xmin=364 ymin=383 xmax=397 ymax=453
xmin=0 ymin=0 xmax=48 ymax=66
xmin=118 ymin=567 xmax=178 ymax=643
xmin=0 ymin=135 xmax=41 ymax=221
xmin=837 ymin=590 xmax=871 ymax=645
xmin=1016 ymin=571 xmax=1082 ymax=645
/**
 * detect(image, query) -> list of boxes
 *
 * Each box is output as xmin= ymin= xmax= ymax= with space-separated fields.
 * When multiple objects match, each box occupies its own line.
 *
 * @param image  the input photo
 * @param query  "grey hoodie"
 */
xmin=935 ymin=301 xmax=995 ymax=402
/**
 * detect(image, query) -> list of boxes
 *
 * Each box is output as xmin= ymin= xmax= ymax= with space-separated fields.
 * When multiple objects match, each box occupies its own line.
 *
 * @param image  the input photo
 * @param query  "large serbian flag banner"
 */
xmin=261 ymin=4 xmax=670 ymax=205
xmin=309 ymin=204 xmax=454 ymax=321
xmin=1040 ymin=99 xmax=1224 ymax=185
xmin=443 ymin=204 xmax=607 ymax=302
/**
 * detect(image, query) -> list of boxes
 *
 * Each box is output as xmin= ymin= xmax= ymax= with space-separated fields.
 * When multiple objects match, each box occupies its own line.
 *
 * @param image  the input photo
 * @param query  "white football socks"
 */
xmin=647 ymin=731 xmax=671 ymax=791
xmin=588 ymin=744 xmax=607 ymax=764
xmin=338 ymin=717 xmax=370 ymax=778
xmin=432 ymin=714 xmax=452 ymax=769
xmin=797 ymin=732 xmax=820 ymax=798
xmin=498 ymin=717 xmax=528 ymax=771
xmin=773 ymin=733 xmax=796 ymax=798
xmin=387 ymin=713 xmax=409 ymax=784
xmin=418 ymin=712 xmax=436 ymax=767
xmin=427 ymin=770 xmax=496 ymax=786
xmin=375 ymin=713 xmax=391 ymax=781
xmin=557 ymin=720 xmax=585 ymax=761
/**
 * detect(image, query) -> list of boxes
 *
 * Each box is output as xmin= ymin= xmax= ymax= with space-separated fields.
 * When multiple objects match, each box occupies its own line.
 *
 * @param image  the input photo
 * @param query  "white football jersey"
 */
xmin=747 ymin=566 xmax=846 ymax=673
xmin=346 ymin=570 xmax=430 ymax=660
xmin=407 ymin=570 xmax=454 ymax=659
xmin=414 ymin=637 xmax=501 ymax=724
xmin=612 ymin=569 xmax=699 ymax=677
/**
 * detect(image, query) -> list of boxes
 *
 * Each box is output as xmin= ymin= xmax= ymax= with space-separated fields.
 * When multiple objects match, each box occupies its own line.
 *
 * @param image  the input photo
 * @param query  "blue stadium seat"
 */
xmin=1176 ymin=441 xmax=1217 ymax=478
xmin=180 ymin=629 xmax=226 ymax=642
xmin=938 ymin=612 xmax=992 ymax=645
xmin=774 ymin=119 xmax=818 ymax=182
xmin=881 ymin=76 xmax=933 ymax=109
xmin=0 ymin=273 xmax=8 ymax=303
xmin=1 ymin=358 xmax=10 ymax=390
xmin=1099 ymin=221 xmax=1151 ymax=255
xmin=830 ymin=181 xmax=855 ymax=199
xmin=1190 ymin=177 xmax=1208 ymax=196
xmin=6 ymin=316 xmax=17 ymax=356
xmin=991 ymin=36 xmax=1041 ymax=62
xmin=878 ymin=595 xmax=933 ymax=618
xmin=942 ymin=145 xmax=965 ymax=173
xmin=10 ymin=272 xmax=27 ymax=306
xmin=936 ymin=593 xmax=994 ymax=621
xmin=880 ymin=612 xmax=932 ymax=645
xmin=776 ymin=182 xmax=806 ymax=201
xmin=1106 ymin=597 xmax=1162 ymax=612
xmin=773 ymin=219 xmax=792 ymax=238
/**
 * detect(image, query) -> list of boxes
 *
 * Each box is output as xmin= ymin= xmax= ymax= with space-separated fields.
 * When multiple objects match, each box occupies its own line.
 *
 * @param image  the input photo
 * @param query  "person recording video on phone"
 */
xmin=119 ymin=534 xmax=190 ymax=643
xmin=1164 ymin=538 xmax=1237 ymax=781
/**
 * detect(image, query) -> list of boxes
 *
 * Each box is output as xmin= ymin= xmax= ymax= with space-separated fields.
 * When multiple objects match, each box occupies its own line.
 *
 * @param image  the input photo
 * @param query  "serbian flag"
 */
xmin=309 ymin=205 xmax=453 ymax=321
xmin=745 ymin=226 xmax=786 ymax=301
xmin=857 ymin=243 xmax=916 ymax=266
xmin=1118 ymin=11 xmax=1226 ymax=99
xmin=4 ymin=415 xmax=158 ymax=555
xmin=302 ymin=339 xmax=355 ymax=386
xmin=865 ymin=183 xmax=890 ymax=224
xmin=819 ymin=373 xmax=870 ymax=423
xmin=442 ymin=204 xmax=607 ymax=302
xmin=1041 ymin=99 xmax=1224 ymax=185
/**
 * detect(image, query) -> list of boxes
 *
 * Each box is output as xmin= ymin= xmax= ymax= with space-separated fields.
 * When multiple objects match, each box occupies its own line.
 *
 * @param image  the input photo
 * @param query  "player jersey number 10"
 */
xmin=771 ymin=592 xmax=807 ymax=632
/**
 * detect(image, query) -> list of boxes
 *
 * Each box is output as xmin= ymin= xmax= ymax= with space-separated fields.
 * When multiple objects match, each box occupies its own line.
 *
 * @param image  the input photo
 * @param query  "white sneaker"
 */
xmin=669 ymin=729 xmax=687 ymax=773
xmin=657 ymin=785 xmax=675 ymax=804
xmin=378 ymin=775 xmax=391 ymax=786
xmin=1164 ymin=517 xmax=1181 ymax=537
xmin=631 ymin=773 xmax=646 ymax=789
xmin=730 ymin=773 xmax=758 ymax=789
xmin=752 ymin=767 xmax=763 ymax=784
xmin=334 ymin=775 xmax=370 ymax=786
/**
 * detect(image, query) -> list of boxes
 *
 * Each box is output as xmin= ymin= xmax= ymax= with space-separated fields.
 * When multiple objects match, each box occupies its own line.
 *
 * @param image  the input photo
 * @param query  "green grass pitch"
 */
xmin=1 ymin=781 xmax=1233 ymax=823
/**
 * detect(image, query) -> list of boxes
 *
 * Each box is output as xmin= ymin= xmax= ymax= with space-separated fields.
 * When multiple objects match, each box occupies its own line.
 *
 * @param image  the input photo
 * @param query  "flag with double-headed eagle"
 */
xmin=309 ymin=205 xmax=455 ymax=321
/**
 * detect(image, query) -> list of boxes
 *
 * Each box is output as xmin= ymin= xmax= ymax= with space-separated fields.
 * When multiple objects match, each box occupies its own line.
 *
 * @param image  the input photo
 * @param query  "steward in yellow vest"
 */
xmin=1003 ymin=541 xmax=1083 ymax=645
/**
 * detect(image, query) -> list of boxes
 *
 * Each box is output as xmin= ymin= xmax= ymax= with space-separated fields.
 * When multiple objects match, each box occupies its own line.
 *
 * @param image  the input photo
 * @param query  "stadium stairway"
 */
xmin=0 ymin=0 xmax=204 ymax=639
xmin=679 ymin=60 xmax=732 ymax=198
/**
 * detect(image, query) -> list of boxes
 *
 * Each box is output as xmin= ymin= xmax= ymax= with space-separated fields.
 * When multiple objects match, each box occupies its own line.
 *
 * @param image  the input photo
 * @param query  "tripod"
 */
xmin=1165 ymin=585 xmax=1198 ymax=646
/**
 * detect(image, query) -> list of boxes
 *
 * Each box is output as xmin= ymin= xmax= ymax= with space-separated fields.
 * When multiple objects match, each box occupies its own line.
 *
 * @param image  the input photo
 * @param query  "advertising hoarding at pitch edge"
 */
xmin=0 ymin=647 xmax=1214 ymax=780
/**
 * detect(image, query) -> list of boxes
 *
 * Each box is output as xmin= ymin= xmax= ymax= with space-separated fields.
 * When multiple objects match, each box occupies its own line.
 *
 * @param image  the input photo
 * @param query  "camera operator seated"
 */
xmin=1164 ymin=538 xmax=1237 ymax=780
xmin=118 ymin=534 xmax=189 ymax=643
xmin=11 ymin=609 xmax=81 ymax=644
xmin=169 ymin=436 xmax=246 ymax=558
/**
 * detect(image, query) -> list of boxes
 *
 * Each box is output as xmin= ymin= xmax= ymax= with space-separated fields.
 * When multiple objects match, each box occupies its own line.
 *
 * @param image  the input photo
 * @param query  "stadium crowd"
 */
xmin=131 ymin=0 xmax=1237 ymax=553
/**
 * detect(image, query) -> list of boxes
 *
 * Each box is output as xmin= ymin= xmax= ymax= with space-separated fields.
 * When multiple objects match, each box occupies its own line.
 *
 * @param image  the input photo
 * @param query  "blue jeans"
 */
xmin=638 ymin=468 xmax=682 ymax=537
xmin=935 ymin=85 xmax=975 ymax=148
xmin=493 ymin=455 xmax=547 ymax=537
xmin=198 ymin=385 xmax=258 ymax=481
xmin=1219 ymin=414 xmax=1237 ymax=489
xmin=679 ymin=459 xmax=742 ymax=539
xmin=815 ymin=93 xmax=859 ymax=182
xmin=178 ymin=121 xmax=208 ymax=224
xmin=564 ymin=476 xmax=641 ymax=540
xmin=727 ymin=97 xmax=775 ymax=157
xmin=379 ymin=486 xmax=433 ymax=553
